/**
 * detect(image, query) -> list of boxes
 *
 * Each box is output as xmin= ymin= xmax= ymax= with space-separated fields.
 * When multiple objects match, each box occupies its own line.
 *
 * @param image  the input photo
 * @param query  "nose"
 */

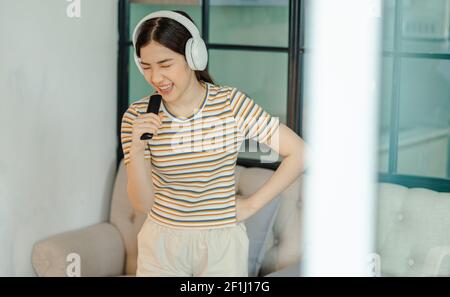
xmin=148 ymin=68 xmax=164 ymax=85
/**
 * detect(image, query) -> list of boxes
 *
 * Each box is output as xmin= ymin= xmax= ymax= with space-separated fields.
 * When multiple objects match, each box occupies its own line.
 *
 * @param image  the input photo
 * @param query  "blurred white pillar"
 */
xmin=302 ymin=0 xmax=381 ymax=276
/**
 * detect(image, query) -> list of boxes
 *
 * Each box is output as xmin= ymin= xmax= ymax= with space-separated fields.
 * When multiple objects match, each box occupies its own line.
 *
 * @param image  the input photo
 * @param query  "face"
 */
xmin=139 ymin=41 xmax=195 ymax=102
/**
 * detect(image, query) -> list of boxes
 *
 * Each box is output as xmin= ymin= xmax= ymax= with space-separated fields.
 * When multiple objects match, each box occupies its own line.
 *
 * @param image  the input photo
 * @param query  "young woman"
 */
xmin=120 ymin=10 xmax=306 ymax=277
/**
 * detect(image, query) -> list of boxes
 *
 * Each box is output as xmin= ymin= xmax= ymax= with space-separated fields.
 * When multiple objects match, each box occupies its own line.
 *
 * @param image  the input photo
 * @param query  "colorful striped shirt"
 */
xmin=120 ymin=82 xmax=280 ymax=230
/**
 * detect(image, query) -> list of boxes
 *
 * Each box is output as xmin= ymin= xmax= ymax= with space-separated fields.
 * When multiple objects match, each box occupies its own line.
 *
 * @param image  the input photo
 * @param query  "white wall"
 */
xmin=0 ymin=0 xmax=118 ymax=276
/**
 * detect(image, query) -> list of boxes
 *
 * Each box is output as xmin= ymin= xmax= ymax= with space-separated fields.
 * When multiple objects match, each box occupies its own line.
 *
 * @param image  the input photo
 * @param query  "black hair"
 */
xmin=135 ymin=10 xmax=214 ymax=84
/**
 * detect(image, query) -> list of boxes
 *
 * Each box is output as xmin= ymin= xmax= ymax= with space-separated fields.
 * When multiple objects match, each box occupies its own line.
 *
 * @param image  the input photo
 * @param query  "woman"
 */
xmin=120 ymin=10 xmax=306 ymax=277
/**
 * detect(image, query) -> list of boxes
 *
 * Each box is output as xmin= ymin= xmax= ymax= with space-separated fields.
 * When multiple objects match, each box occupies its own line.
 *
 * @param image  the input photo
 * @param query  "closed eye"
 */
xmin=142 ymin=65 xmax=171 ymax=70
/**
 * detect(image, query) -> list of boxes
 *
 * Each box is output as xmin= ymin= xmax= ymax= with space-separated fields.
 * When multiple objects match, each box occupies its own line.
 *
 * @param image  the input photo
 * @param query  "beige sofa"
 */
xmin=32 ymin=159 xmax=303 ymax=277
xmin=31 ymin=157 xmax=450 ymax=277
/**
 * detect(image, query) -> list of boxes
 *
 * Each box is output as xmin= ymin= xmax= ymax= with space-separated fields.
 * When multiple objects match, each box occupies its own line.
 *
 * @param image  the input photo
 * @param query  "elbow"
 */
xmin=284 ymin=146 xmax=307 ymax=174
xmin=127 ymin=187 xmax=154 ymax=214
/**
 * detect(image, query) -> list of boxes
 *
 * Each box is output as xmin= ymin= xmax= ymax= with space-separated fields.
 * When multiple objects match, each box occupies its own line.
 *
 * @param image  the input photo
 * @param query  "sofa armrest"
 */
xmin=422 ymin=246 xmax=450 ymax=277
xmin=263 ymin=261 xmax=300 ymax=277
xmin=32 ymin=222 xmax=125 ymax=277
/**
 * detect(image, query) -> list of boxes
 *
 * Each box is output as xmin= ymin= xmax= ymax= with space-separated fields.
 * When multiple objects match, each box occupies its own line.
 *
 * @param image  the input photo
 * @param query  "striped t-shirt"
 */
xmin=120 ymin=81 xmax=279 ymax=230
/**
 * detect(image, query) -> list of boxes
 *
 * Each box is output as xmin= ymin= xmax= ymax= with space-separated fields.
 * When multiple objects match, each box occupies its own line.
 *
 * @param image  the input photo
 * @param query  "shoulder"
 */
xmin=123 ymin=95 xmax=152 ymax=118
xmin=207 ymin=83 xmax=232 ymax=98
xmin=121 ymin=96 xmax=150 ymax=123
xmin=206 ymin=83 xmax=245 ymax=104
xmin=129 ymin=96 xmax=150 ymax=114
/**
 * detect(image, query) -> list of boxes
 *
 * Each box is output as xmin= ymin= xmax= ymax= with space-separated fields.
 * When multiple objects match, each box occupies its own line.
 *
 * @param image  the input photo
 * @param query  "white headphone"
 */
xmin=132 ymin=10 xmax=208 ymax=75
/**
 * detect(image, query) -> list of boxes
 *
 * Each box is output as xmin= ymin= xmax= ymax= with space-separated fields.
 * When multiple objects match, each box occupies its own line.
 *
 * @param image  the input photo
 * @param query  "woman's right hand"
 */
xmin=131 ymin=112 xmax=163 ymax=151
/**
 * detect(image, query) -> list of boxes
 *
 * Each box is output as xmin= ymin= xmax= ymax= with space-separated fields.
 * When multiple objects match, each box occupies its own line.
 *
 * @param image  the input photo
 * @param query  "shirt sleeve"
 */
xmin=228 ymin=87 xmax=280 ymax=144
xmin=120 ymin=103 xmax=152 ymax=166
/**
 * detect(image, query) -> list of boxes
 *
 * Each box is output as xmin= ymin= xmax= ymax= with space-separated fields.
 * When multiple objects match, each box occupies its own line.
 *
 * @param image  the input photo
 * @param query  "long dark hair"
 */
xmin=135 ymin=10 xmax=214 ymax=84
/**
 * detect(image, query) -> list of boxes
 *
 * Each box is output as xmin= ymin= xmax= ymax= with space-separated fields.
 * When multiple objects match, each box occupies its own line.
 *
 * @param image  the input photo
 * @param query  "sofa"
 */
xmin=31 ymin=157 xmax=450 ymax=277
xmin=32 ymin=159 xmax=303 ymax=277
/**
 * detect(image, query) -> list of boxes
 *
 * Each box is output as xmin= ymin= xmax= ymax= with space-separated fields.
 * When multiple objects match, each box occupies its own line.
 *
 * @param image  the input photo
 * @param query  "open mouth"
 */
xmin=157 ymin=83 xmax=174 ymax=95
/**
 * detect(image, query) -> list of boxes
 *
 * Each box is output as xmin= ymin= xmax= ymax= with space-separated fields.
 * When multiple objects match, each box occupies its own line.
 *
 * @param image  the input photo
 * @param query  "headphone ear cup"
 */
xmin=185 ymin=38 xmax=196 ymax=70
xmin=192 ymin=38 xmax=208 ymax=71
xmin=186 ymin=38 xmax=208 ymax=71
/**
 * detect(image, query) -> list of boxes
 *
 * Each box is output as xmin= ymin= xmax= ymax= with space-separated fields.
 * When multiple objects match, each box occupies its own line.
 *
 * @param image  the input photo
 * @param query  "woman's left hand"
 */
xmin=235 ymin=196 xmax=258 ymax=222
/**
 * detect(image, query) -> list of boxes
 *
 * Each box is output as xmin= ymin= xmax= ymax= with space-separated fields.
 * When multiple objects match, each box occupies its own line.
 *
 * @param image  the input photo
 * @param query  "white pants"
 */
xmin=136 ymin=216 xmax=249 ymax=277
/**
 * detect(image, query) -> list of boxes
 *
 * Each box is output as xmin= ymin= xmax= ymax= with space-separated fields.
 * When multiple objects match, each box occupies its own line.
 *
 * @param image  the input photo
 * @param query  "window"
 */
xmin=209 ymin=0 xmax=289 ymax=47
xmin=379 ymin=0 xmax=450 ymax=183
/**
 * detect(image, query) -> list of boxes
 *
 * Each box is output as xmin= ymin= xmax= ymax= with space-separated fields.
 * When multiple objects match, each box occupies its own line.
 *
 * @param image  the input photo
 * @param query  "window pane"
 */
xmin=209 ymin=0 xmax=289 ymax=47
xmin=378 ymin=57 xmax=394 ymax=173
xmin=397 ymin=58 xmax=450 ymax=179
xmin=209 ymin=49 xmax=287 ymax=162
xmin=382 ymin=0 xmax=395 ymax=52
xmin=129 ymin=1 xmax=202 ymax=41
xmin=399 ymin=0 xmax=450 ymax=54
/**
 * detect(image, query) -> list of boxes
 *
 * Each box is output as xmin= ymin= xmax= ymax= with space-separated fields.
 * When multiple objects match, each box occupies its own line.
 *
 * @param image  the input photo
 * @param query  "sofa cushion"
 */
xmin=235 ymin=165 xmax=283 ymax=277
xmin=245 ymin=194 xmax=282 ymax=277
xmin=377 ymin=182 xmax=450 ymax=276
xmin=259 ymin=173 xmax=303 ymax=276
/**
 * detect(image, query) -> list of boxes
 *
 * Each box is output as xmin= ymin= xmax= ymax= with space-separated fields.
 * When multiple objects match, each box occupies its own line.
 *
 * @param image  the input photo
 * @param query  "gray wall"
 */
xmin=0 ymin=0 xmax=118 ymax=276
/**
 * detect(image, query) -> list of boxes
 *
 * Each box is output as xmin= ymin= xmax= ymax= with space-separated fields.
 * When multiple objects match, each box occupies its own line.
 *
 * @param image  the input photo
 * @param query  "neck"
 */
xmin=165 ymin=78 xmax=207 ymax=119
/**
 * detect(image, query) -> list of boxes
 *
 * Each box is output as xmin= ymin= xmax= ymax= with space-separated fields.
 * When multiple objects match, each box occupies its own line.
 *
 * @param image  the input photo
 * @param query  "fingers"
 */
xmin=133 ymin=125 xmax=159 ymax=138
xmin=134 ymin=113 xmax=162 ymax=126
xmin=135 ymin=122 xmax=159 ymax=131
xmin=131 ymin=113 xmax=163 ymax=141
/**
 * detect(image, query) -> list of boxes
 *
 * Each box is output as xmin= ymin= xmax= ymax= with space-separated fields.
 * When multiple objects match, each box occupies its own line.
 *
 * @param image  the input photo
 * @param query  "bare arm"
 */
xmin=121 ymin=104 xmax=162 ymax=214
xmin=249 ymin=123 xmax=307 ymax=211
xmin=235 ymin=123 xmax=308 ymax=222
xmin=126 ymin=146 xmax=155 ymax=214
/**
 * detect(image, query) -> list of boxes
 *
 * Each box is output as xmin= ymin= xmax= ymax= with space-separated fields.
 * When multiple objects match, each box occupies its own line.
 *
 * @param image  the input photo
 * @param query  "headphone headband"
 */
xmin=132 ymin=10 xmax=201 ymax=47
